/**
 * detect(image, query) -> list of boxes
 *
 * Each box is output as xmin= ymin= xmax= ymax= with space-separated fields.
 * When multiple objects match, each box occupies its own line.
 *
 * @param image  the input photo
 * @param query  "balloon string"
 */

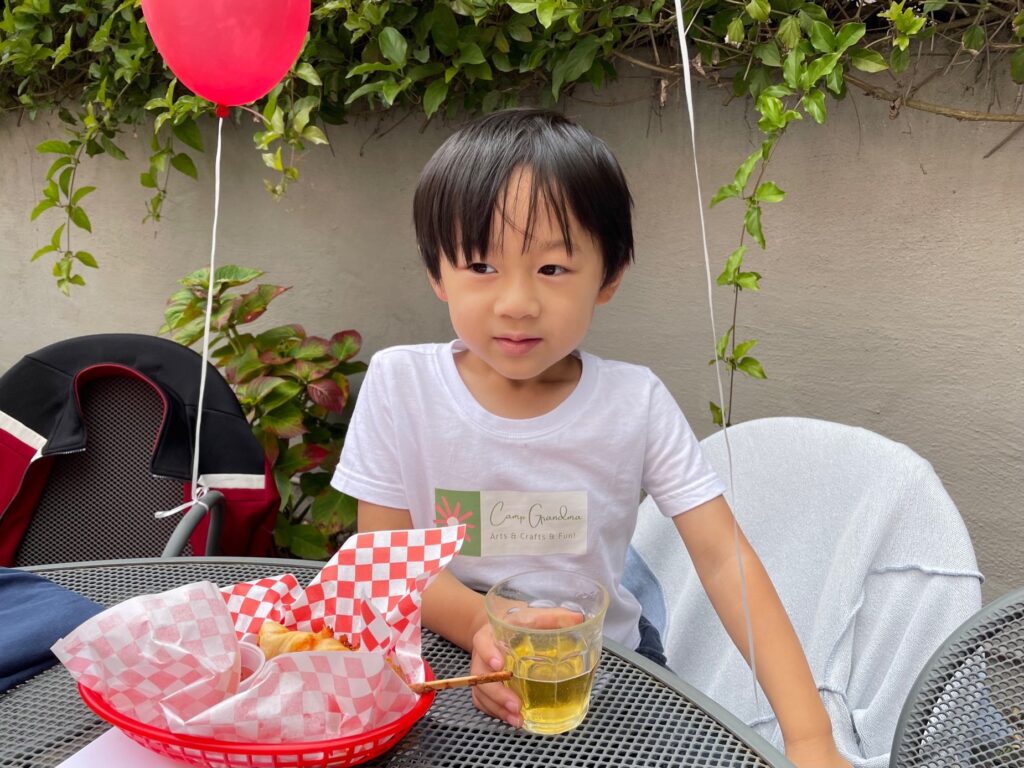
xmin=671 ymin=0 xmax=759 ymax=706
xmin=156 ymin=116 xmax=222 ymax=520
xmin=190 ymin=116 xmax=224 ymax=500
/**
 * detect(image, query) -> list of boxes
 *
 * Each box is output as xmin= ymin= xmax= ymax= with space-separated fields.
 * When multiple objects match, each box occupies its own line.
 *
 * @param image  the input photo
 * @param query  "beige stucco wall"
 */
xmin=1 ymin=62 xmax=1021 ymax=599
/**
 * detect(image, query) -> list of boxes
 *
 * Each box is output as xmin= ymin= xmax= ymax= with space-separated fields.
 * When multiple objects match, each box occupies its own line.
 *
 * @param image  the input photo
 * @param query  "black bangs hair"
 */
xmin=412 ymin=108 xmax=634 ymax=287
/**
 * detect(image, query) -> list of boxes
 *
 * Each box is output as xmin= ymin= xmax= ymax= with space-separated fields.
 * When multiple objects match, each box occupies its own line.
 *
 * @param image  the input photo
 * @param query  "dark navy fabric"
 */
xmin=0 ymin=568 xmax=103 ymax=693
xmin=635 ymin=613 xmax=669 ymax=670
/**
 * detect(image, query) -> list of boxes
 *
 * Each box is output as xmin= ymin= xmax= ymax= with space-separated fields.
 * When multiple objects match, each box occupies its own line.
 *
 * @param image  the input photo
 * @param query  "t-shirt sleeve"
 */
xmin=330 ymin=353 xmax=409 ymax=510
xmin=642 ymin=375 xmax=726 ymax=517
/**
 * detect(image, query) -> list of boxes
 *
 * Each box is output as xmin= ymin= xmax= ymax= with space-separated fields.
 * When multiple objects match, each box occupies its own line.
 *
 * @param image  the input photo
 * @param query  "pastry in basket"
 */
xmin=257 ymin=619 xmax=411 ymax=685
xmin=257 ymin=620 xmax=357 ymax=659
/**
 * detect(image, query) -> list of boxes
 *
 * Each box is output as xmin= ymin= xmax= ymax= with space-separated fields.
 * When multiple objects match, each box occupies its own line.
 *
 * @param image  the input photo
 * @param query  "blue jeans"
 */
xmin=635 ymin=614 xmax=668 ymax=669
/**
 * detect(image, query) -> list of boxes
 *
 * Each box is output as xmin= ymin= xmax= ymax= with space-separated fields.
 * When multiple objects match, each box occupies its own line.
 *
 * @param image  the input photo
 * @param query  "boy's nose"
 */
xmin=494 ymin=277 xmax=540 ymax=319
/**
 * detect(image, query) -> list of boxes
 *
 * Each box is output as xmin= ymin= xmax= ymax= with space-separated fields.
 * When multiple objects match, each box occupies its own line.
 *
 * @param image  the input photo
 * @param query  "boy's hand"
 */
xmin=468 ymin=606 xmax=584 ymax=728
xmin=785 ymin=734 xmax=851 ymax=768
xmin=469 ymin=622 xmax=522 ymax=727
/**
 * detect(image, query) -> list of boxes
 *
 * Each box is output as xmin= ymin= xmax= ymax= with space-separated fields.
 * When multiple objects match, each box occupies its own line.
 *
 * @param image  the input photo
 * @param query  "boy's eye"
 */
xmin=468 ymin=262 xmax=496 ymax=274
xmin=538 ymin=265 xmax=567 ymax=276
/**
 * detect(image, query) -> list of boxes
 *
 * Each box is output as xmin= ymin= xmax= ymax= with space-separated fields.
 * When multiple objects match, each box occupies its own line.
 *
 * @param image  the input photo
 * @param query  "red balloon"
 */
xmin=141 ymin=0 xmax=311 ymax=112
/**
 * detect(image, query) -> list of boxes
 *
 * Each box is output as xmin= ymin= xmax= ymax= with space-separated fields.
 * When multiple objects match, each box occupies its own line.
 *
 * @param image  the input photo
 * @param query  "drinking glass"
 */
xmin=484 ymin=570 xmax=608 ymax=735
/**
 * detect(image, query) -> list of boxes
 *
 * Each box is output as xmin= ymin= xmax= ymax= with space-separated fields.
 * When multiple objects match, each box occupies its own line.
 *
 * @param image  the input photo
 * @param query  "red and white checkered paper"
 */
xmin=52 ymin=525 xmax=465 ymax=743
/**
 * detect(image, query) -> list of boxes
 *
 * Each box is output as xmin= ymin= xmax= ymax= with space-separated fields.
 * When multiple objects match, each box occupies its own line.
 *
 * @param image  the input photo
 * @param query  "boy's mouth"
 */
xmin=494 ymin=336 xmax=541 ymax=356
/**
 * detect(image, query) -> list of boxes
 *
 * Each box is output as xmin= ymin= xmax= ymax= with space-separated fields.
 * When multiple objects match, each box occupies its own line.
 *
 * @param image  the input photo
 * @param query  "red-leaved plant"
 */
xmin=161 ymin=265 xmax=366 ymax=559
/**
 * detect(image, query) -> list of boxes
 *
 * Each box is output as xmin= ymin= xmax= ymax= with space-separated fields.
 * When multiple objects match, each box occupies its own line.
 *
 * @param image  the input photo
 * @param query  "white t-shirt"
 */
xmin=331 ymin=341 xmax=725 ymax=649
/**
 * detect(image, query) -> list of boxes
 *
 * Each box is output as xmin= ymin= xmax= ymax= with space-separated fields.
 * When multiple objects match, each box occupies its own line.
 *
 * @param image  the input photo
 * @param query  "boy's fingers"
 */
xmin=471 ymin=681 xmax=522 ymax=727
xmin=469 ymin=633 xmax=520 ymax=726
xmin=516 ymin=606 xmax=585 ymax=630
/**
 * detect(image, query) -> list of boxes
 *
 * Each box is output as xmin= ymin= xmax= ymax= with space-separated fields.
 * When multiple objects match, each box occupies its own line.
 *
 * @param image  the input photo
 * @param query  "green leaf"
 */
xmin=921 ymin=0 xmax=946 ymax=10
xmin=46 ymin=156 xmax=73 ymax=180
xmin=310 ymin=491 xmax=358 ymax=537
xmin=777 ymin=16 xmax=802 ymax=49
xmin=716 ymin=246 xmax=746 ymax=285
xmin=710 ymin=183 xmax=741 ymax=207
xmin=431 ymin=4 xmax=460 ymax=55
xmin=53 ymin=27 xmax=73 ymax=65
xmin=70 ymin=185 xmax=95 ymax=205
xmin=551 ymin=36 xmax=600 ymax=97
xmin=735 ymin=271 xmax=762 ymax=290
xmin=259 ymin=402 xmax=307 ymax=440
xmin=961 ymin=26 xmax=985 ymax=54
xmin=345 ymin=81 xmax=386 ymax=105
xmin=302 ymin=126 xmax=329 ymax=145
xmin=753 ymin=41 xmax=782 ymax=67
xmin=379 ymin=27 xmax=408 ymax=67
xmin=455 ymin=42 xmax=486 ymax=66
xmin=99 ymin=134 xmax=127 ymax=160
xmin=754 ymin=181 xmax=786 ymax=203
xmin=734 ymin=148 xmax=762 ymax=190
xmin=277 ymin=442 xmax=330 ymax=478
xmin=69 ymin=206 xmax=91 ymax=232
xmin=423 ymin=78 xmax=448 ymax=118
xmin=30 ymin=199 xmax=57 ymax=220
xmin=746 ymin=0 xmax=771 ymax=23
xmin=715 ymin=327 xmax=733 ymax=358
xmin=890 ymin=45 xmax=910 ymax=74
xmin=849 ymin=48 xmax=888 ymax=73
xmin=330 ymin=330 xmax=362 ymax=361
xmin=809 ymin=21 xmax=836 ymax=53
xmin=294 ymin=62 xmax=323 ymax=86
xmin=737 ymin=356 xmax=767 ymax=379
xmin=58 ymin=167 xmax=73 ymax=197
xmin=709 ymin=401 xmax=724 ymax=427
xmin=826 ymin=66 xmax=845 ymax=95
xmin=783 ymin=49 xmax=803 ymax=88
xmin=836 ymin=23 xmax=866 ymax=52
xmin=51 ymin=223 xmax=65 ymax=250
xmin=31 ymin=243 xmax=57 ymax=261
xmin=733 ymin=339 xmax=759 ymax=358
xmin=802 ymin=88 xmax=827 ymax=123
xmin=36 ymin=140 xmax=75 ymax=155
xmin=262 ymin=380 xmax=306 ymax=414
xmin=74 ymin=250 xmax=98 ymax=268
xmin=299 ymin=471 xmax=333 ymax=498
xmin=171 ymin=153 xmax=198 ymax=179
xmin=726 ymin=17 xmax=746 ymax=47
xmin=744 ymin=203 xmax=765 ymax=248
xmin=172 ymin=119 xmax=203 ymax=151
xmin=803 ymin=53 xmax=840 ymax=87
xmin=285 ymin=523 xmax=329 ymax=560
xmin=1012 ymin=48 xmax=1024 ymax=84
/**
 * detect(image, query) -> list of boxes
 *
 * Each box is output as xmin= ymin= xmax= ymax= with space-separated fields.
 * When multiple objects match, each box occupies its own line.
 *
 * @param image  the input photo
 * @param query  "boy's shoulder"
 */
xmin=585 ymin=350 xmax=662 ymax=387
xmin=369 ymin=342 xmax=446 ymax=368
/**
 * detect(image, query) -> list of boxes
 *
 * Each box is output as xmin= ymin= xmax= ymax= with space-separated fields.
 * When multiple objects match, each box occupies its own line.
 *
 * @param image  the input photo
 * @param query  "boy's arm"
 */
xmin=356 ymin=500 xmax=523 ymax=726
xmin=673 ymin=495 xmax=848 ymax=768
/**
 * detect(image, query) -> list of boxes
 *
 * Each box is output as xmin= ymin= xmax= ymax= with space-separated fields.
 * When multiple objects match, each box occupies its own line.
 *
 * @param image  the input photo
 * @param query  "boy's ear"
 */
xmin=430 ymin=276 xmax=448 ymax=302
xmin=596 ymin=269 xmax=625 ymax=306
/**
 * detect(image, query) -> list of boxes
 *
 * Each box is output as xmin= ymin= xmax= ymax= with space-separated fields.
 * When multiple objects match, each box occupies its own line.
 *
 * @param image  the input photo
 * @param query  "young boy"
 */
xmin=332 ymin=108 xmax=848 ymax=767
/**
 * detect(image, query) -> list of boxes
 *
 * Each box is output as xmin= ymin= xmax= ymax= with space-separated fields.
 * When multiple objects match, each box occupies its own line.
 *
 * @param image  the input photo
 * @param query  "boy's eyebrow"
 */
xmin=533 ymin=238 xmax=570 ymax=251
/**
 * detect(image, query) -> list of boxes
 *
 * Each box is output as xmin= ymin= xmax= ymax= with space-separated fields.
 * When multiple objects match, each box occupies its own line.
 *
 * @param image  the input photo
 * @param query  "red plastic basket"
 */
xmin=77 ymin=662 xmax=436 ymax=768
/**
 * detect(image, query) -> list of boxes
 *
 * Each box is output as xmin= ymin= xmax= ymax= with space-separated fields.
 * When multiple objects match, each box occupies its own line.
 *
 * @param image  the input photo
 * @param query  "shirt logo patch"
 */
xmin=434 ymin=489 xmax=588 ymax=557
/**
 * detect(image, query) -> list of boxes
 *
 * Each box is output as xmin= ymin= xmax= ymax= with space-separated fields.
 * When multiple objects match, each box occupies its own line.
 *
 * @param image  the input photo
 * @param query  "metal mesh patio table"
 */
xmin=0 ymin=558 xmax=791 ymax=768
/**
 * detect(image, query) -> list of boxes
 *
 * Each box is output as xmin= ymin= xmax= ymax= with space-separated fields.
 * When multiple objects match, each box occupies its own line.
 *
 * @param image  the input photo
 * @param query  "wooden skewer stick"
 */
xmin=409 ymin=670 xmax=512 ymax=694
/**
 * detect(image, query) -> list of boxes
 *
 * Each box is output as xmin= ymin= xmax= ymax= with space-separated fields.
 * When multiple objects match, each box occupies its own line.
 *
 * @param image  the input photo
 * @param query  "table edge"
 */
xmin=582 ymin=641 xmax=794 ymax=766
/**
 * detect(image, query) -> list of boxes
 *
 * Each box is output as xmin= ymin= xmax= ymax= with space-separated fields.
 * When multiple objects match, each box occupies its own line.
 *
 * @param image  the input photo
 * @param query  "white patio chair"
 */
xmin=624 ymin=417 xmax=982 ymax=767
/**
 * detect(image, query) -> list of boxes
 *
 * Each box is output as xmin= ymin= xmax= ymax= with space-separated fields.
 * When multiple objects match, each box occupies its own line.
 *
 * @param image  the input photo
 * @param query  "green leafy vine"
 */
xmin=4 ymin=0 xmax=1022 ymax=421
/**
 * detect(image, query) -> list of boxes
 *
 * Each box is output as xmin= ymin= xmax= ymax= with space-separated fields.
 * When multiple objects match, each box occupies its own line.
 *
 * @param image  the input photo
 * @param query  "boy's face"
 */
xmin=431 ymin=167 xmax=621 ymax=384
